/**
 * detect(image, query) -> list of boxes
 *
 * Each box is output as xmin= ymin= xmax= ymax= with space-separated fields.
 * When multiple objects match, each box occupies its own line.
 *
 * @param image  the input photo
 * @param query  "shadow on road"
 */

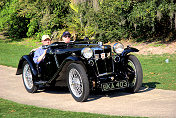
xmin=87 ymin=82 xmax=161 ymax=102
xmin=142 ymin=82 xmax=160 ymax=89
xmin=87 ymin=87 xmax=154 ymax=102
xmin=38 ymin=86 xmax=70 ymax=94
xmin=36 ymin=82 xmax=160 ymax=102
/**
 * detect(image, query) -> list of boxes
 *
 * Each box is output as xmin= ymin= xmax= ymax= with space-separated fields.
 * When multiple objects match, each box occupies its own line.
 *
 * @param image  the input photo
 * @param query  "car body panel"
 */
xmin=16 ymin=41 xmax=141 ymax=90
xmin=16 ymin=55 xmax=38 ymax=77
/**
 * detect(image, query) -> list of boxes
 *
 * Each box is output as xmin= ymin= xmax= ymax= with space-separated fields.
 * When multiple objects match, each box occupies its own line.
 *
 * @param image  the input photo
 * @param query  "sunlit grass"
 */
xmin=136 ymin=54 xmax=176 ymax=90
xmin=0 ymin=39 xmax=174 ymax=118
xmin=0 ymin=40 xmax=176 ymax=90
xmin=0 ymin=40 xmax=35 ymax=67
xmin=0 ymin=98 xmax=141 ymax=118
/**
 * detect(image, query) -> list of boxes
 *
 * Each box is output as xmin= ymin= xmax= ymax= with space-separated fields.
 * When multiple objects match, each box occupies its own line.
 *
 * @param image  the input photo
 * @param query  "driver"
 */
xmin=33 ymin=35 xmax=51 ymax=64
xmin=61 ymin=31 xmax=71 ymax=43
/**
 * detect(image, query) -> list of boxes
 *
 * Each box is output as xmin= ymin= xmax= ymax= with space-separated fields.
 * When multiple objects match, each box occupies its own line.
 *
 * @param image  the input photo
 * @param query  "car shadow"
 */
xmin=142 ymin=82 xmax=161 ymax=89
xmin=36 ymin=82 xmax=161 ymax=102
xmin=38 ymin=86 xmax=70 ymax=94
xmin=87 ymin=82 xmax=161 ymax=102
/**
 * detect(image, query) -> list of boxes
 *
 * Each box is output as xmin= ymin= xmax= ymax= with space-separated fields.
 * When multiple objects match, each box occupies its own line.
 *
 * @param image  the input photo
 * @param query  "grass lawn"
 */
xmin=0 ymin=40 xmax=37 ymax=67
xmin=0 ymin=39 xmax=176 ymax=90
xmin=0 ymin=39 xmax=174 ymax=118
xmin=136 ymin=54 xmax=176 ymax=90
xmin=0 ymin=98 xmax=142 ymax=118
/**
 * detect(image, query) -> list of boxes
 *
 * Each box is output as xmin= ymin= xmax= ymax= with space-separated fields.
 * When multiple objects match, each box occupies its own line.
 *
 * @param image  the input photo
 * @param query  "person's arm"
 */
xmin=30 ymin=47 xmax=40 ymax=52
xmin=36 ymin=50 xmax=47 ymax=63
xmin=33 ymin=48 xmax=47 ymax=64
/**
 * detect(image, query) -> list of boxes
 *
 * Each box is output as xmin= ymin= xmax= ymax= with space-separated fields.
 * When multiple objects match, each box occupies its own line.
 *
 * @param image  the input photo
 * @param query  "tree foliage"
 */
xmin=0 ymin=0 xmax=176 ymax=42
xmin=68 ymin=0 xmax=176 ymax=42
xmin=0 ymin=0 xmax=69 ymax=39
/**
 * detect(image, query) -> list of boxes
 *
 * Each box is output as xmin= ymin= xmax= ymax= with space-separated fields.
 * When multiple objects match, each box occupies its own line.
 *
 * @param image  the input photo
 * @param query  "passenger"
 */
xmin=33 ymin=35 xmax=51 ymax=64
xmin=61 ymin=31 xmax=71 ymax=43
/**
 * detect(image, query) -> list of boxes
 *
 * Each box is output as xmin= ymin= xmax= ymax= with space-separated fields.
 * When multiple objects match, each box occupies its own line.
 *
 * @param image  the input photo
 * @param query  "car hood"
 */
xmin=49 ymin=42 xmax=111 ymax=52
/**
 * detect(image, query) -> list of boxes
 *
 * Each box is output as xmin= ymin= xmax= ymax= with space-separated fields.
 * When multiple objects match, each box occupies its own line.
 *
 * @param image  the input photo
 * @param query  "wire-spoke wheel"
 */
xmin=67 ymin=63 xmax=89 ymax=102
xmin=22 ymin=61 xmax=38 ymax=93
xmin=126 ymin=55 xmax=143 ymax=93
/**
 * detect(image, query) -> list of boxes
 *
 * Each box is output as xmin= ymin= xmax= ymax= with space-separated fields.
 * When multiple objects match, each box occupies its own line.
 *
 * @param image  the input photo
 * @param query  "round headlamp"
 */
xmin=81 ymin=47 xmax=93 ymax=59
xmin=113 ymin=43 xmax=124 ymax=54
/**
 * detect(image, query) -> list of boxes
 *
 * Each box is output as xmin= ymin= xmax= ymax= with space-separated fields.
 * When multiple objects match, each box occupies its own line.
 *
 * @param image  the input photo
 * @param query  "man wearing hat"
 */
xmin=62 ymin=31 xmax=71 ymax=43
xmin=33 ymin=35 xmax=51 ymax=64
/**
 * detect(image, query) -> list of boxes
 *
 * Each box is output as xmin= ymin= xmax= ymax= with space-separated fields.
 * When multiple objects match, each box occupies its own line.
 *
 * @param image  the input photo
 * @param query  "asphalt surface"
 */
xmin=0 ymin=65 xmax=176 ymax=118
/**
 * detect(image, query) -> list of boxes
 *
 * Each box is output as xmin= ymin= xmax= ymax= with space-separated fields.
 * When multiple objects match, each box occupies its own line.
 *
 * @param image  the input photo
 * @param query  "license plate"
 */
xmin=101 ymin=80 xmax=129 ymax=91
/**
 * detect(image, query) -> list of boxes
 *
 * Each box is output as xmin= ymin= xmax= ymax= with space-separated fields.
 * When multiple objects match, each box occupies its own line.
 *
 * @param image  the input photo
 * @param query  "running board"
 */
xmin=34 ymin=81 xmax=48 ymax=85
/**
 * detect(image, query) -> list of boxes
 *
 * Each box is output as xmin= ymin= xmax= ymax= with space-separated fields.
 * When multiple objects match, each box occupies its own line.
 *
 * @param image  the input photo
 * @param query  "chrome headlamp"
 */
xmin=81 ymin=47 xmax=93 ymax=59
xmin=113 ymin=43 xmax=124 ymax=54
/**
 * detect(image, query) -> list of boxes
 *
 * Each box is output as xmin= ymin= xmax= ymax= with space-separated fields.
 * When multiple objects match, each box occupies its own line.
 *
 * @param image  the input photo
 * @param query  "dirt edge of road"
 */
xmin=105 ymin=40 xmax=176 ymax=55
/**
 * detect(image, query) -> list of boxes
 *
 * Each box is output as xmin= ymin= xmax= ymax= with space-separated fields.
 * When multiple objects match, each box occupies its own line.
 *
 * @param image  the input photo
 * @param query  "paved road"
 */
xmin=0 ymin=65 xmax=176 ymax=118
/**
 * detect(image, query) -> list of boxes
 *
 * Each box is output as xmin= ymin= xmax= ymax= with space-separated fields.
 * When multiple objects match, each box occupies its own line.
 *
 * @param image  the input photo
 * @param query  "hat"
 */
xmin=42 ymin=35 xmax=51 ymax=41
xmin=62 ymin=31 xmax=71 ymax=37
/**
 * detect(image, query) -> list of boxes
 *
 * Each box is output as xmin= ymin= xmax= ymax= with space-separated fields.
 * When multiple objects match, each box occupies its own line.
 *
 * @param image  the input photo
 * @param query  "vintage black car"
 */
xmin=16 ymin=41 xmax=143 ymax=102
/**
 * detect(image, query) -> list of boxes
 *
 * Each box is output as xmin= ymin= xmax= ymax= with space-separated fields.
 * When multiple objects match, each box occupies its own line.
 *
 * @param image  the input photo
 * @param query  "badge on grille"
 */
xmin=94 ymin=54 xmax=99 ymax=60
xmin=101 ymin=53 xmax=105 ymax=59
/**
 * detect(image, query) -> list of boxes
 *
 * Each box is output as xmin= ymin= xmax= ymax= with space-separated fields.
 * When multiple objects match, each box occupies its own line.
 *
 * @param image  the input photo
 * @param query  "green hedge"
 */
xmin=69 ymin=0 xmax=176 ymax=42
xmin=0 ymin=0 xmax=176 ymax=42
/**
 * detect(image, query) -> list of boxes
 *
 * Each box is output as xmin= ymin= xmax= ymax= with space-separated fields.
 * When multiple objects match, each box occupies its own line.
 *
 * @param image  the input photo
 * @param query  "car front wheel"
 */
xmin=126 ymin=55 xmax=143 ymax=93
xmin=67 ymin=63 xmax=89 ymax=102
xmin=22 ymin=61 xmax=38 ymax=93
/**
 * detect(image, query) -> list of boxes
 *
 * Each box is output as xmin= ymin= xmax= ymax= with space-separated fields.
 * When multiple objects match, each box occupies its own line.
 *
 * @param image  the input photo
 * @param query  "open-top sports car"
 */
xmin=16 ymin=41 xmax=143 ymax=102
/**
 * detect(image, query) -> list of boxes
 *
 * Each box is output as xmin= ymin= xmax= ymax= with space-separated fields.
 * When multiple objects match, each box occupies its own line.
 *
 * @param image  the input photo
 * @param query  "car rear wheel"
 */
xmin=22 ymin=61 xmax=38 ymax=93
xmin=67 ymin=63 xmax=89 ymax=102
xmin=126 ymin=55 xmax=143 ymax=93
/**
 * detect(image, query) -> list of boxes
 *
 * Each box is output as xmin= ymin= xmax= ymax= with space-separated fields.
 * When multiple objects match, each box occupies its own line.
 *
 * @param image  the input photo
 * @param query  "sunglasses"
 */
xmin=64 ymin=35 xmax=71 ymax=38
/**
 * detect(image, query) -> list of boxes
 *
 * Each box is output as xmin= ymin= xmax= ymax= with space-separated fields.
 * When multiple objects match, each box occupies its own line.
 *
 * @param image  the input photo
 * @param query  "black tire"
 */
xmin=126 ymin=55 xmax=143 ymax=93
xmin=67 ymin=63 xmax=89 ymax=102
xmin=22 ymin=61 xmax=38 ymax=93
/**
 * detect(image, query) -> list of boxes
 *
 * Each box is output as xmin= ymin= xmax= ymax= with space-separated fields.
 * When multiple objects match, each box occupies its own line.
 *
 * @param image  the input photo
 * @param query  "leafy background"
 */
xmin=0 ymin=0 xmax=176 ymax=42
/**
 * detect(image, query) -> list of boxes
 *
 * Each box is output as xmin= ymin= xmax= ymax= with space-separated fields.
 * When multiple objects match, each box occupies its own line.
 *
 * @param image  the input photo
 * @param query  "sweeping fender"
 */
xmin=121 ymin=47 xmax=139 ymax=56
xmin=16 ymin=55 xmax=38 ymax=77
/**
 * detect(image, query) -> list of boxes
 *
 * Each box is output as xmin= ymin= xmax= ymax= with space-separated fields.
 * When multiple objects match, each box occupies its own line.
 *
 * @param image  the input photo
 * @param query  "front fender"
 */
xmin=121 ymin=47 xmax=139 ymax=56
xmin=48 ymin=56 xmax=85 ymax=83
xmin=59 ymin=56 xmax=84 ymax=71
xmin=16 ymin=55 xmax=38 ymax=77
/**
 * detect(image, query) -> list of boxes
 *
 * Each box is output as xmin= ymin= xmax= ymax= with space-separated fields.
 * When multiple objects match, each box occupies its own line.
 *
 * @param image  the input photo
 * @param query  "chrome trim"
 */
xmin=94 ymin=53 xmax=111 ymax=60
xmin=93 ymin=46 xmax=114 ymax=75
xmin=94 ymin=59 xmax=100 ymax=75
xmin=88 ymin=60 xmax=94 ymax=66
xmin=112 ymin=56 xmax=115 ymax=73
xmin=113 ymin=43 xmax=124 ymax=54
xmin=81 ymin=47 xmax=93 ymax=59
xmin=94 ymin=54 xmax=99 ymax=60
xmin=107 ymin=52 xmax=111 ymax=58
xmin=54 ymin=53 xmax=59 ymax=68
xmin=98 ymin=72 xmax=114 ymax=77
xmin=75 ymin=44 xmax=99 ymax=46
